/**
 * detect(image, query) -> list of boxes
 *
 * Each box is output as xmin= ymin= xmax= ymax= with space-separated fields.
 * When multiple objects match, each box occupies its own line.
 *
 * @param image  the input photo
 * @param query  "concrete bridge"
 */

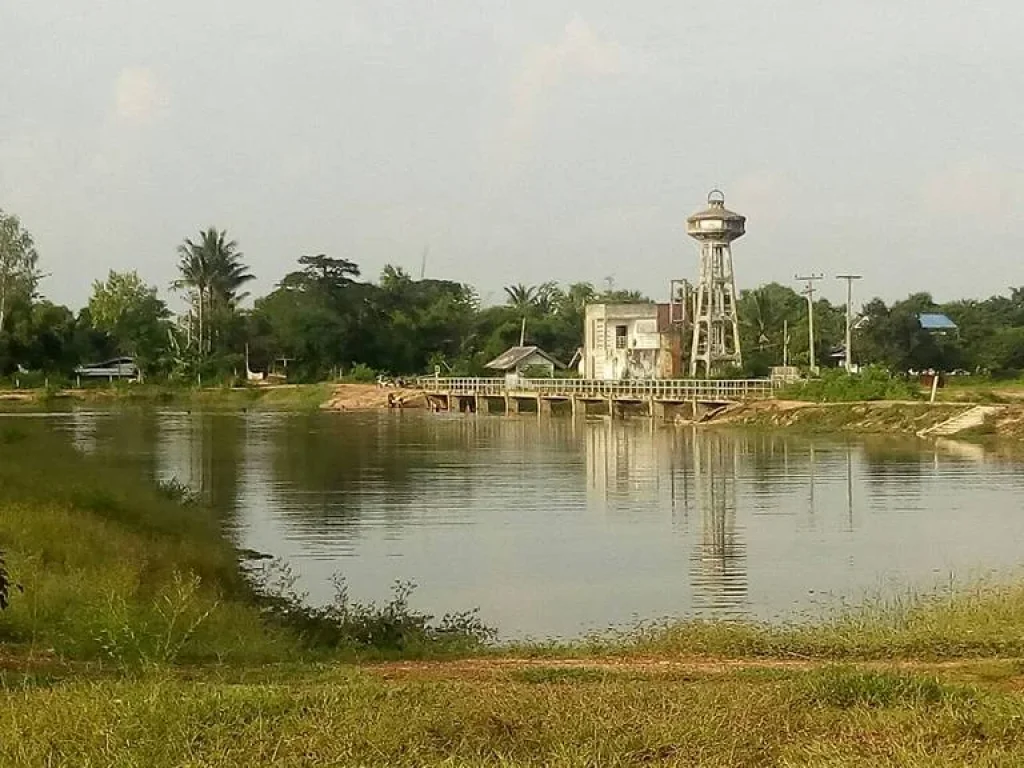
xmin=414 ymin=377 xmax=777 ymax=420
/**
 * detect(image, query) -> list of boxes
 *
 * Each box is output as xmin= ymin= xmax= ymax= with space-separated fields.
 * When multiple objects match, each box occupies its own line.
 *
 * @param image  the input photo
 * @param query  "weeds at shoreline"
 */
xmin=251 ymin=561 xmax=495 ymax=656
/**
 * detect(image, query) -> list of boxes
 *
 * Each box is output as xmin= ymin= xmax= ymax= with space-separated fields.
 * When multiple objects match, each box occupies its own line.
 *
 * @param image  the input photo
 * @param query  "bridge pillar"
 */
xmin=570 ymin=396 xmax=582 ymax=419
xmin=607 ymin=398 xmax=617 ymax=419
xmin=538 ymin=397 xmax=552 ymax=416
xmin=649 ymin=399 xmax=667 ymax=421
xmin=505 ymin=396 xmax=522 ymax=415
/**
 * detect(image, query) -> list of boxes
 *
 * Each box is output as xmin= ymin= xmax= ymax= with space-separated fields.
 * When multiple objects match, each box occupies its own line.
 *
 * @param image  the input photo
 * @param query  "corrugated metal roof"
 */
xmin=918 ymin=313 xmax=958 ymax=330
xmin=484 ymin=346 xmax=563 ymax=371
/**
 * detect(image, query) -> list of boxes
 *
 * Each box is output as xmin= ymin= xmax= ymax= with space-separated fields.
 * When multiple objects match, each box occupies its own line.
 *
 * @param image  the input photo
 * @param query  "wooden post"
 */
xmin=929 ymin=374 xmax=940 ymax=404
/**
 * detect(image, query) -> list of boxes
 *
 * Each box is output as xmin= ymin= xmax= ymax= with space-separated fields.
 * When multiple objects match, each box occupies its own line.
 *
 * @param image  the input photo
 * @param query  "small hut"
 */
xmin=485 ymin=346 xmax=564 ymax=384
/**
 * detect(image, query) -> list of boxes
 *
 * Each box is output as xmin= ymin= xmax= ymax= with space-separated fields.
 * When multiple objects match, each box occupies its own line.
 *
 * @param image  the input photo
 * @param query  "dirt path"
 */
xmin=365 ymin=655 xmax=1024 ymax=686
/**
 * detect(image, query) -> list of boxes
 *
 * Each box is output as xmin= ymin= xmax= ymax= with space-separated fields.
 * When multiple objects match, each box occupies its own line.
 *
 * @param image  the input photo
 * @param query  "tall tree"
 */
xmin=174 ymin=228 xmax=253 ymax=356
xmin=281 ymin=254 xmax=361 ymax=295
xmin=88 ymin=271 xmax=171 ymax=372
xmin=503 ymin=284 xmax=537 ymax=311
xmin=0 ymin=210 xmax=40 ymax=333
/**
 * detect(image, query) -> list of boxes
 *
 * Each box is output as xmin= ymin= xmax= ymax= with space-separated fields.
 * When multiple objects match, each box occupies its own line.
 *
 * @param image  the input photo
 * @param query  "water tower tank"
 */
xmin=686 ymin=189 xmax=746 ymax=242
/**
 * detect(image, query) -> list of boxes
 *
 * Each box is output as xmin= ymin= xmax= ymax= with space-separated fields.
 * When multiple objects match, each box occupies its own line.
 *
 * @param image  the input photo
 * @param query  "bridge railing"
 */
xmin=414 ymin=376 xmax=776 ymax=401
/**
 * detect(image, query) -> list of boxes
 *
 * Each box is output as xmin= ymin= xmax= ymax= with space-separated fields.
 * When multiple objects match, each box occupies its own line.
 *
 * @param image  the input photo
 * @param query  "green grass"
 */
xmin=2 ymin=664 xmax=1023 ymax=766
xmin=778 ymin=368 xmax=922 ymax=403
xmin=572 ymin=581 xmax=1024 ymax=662
xmin=0 ymin=425 xmax=301 ymax=664
xmin=0 ymin=382 xmax=337 ymax=411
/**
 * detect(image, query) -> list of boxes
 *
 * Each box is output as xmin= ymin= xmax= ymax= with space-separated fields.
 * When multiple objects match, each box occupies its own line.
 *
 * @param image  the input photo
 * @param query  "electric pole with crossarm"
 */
xmin=795 ymin=274 xmax=824 ymax=373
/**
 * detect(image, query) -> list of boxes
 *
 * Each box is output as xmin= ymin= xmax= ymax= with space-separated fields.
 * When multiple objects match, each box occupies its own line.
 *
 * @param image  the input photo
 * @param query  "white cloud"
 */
xmin=489 ymin=17 xmax=632 ymax=184
xmin=113 ymin=67 xmax=169 ymax=123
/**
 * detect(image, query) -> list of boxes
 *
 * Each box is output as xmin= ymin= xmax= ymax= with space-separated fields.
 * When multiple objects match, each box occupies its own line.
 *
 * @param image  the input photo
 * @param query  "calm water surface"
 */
xmin=45 ymin=409 xmax=1024 ymax=639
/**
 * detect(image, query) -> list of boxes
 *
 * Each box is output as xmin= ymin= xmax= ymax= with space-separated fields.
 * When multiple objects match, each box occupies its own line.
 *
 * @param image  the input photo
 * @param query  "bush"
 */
xmin=0 ymin=550 xmax=15 ymax=610
xmin=346 ymin=363 xmax=379 ymax=383
xmin=779 ymin=367 xmax=921 ymax=402
xmin=253 ymin=562 xmax=495 ymax=654
xmin=155 ymin=477 xmax=199 ymax=507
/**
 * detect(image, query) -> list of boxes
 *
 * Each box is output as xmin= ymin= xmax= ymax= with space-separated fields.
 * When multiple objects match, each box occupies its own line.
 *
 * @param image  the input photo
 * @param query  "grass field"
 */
xmin=0 ymin=382 xmax=338 ymax=412
xmin=5 ymin=658 xmax=1024 ymax=765
xmin=5 ymin=417 xmax=1024 ymax=764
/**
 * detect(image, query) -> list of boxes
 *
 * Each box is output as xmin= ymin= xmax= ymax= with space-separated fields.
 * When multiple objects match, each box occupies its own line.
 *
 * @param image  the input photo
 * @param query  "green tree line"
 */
xmin=2 ymin=208 xmax=1023 ymax=382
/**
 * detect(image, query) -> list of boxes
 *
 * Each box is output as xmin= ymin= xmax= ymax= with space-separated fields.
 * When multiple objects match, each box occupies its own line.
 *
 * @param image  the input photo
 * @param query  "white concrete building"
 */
xmin=583 ymin=304 xmax=682 ymax=380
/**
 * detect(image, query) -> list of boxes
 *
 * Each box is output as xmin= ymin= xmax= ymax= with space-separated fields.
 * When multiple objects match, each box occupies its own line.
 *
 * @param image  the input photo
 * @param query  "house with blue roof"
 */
xmin=918 ymin=313 xmax=958 ymax=336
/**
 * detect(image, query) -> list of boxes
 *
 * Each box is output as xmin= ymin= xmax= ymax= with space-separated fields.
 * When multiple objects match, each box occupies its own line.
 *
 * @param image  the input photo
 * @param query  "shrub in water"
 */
xmin=155 ymin=477 xmax=199 ymax=507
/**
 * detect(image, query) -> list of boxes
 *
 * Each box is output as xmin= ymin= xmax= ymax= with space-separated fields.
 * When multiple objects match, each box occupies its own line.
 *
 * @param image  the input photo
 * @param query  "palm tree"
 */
xmin=503 ymin=284 xmax=537 ymax=311
xmin=174 ymin=228 xmax=253 ymax=355
xmin=534 ymin=281 xmax=564 ymax=314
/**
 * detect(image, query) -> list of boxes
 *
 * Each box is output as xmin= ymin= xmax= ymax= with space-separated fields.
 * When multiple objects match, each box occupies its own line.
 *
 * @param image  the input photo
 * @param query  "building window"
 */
xmin=615 ymin=325 xmax=627 ymax=349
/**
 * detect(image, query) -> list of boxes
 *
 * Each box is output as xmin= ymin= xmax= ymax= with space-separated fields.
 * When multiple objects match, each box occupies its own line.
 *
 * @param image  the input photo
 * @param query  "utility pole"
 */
xmin=783 ymin=319 xmax=790 ymax=367
xmin=420 ymin=245 xmax=429 ymax=280
xmin=795 ymin=274 xmax=824 ymax=373
xmin=835 ymin=274 xmax=863 ymax=373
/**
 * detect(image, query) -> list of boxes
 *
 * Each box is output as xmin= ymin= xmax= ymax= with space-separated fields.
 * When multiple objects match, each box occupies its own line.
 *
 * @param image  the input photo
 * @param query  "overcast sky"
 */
xmin=3 ymin=1 xmax=1023 ymax=310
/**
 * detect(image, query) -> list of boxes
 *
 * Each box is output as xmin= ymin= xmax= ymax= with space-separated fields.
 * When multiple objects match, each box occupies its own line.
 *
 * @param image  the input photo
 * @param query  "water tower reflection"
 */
xmin=585 ymin=423 xmax=748 ymax=616
xmin=690 ymin=431 xmax=748 ymax=614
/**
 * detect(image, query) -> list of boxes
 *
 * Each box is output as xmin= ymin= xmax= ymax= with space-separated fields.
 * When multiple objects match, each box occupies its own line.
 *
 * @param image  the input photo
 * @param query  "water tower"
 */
xmin=686 ymin=190 xmax=745 ymax=377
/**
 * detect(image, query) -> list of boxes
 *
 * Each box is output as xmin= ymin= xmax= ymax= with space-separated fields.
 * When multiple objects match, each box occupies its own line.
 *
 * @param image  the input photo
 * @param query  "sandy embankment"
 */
xmin=709 ymin=399 xmax=1024 ymax=438
xmin=320 ymin=383 xmax=426 ymax=411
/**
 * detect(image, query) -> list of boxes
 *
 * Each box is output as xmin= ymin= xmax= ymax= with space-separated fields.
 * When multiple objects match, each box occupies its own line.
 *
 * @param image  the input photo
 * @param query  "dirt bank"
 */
xmin=320 ymin=383 xmax=426 ymax=411
xmin=707 ymin=400 xmax=980 ymax=435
